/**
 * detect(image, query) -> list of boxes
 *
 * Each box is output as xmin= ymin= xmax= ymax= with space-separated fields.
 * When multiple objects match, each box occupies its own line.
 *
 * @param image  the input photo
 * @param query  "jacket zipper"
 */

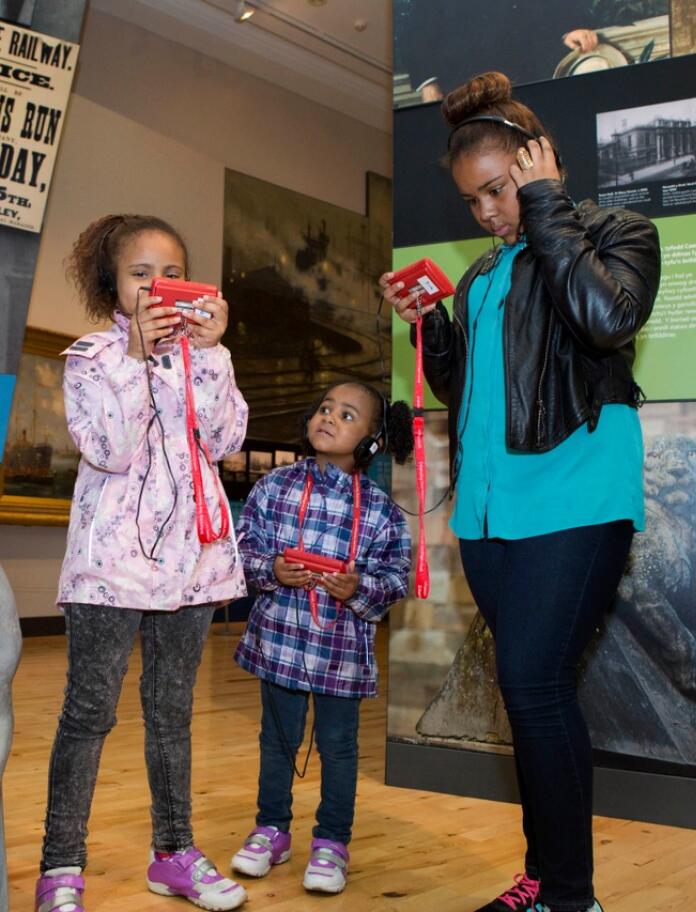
xmin=536 ymin=317 xmax=553 ymax=448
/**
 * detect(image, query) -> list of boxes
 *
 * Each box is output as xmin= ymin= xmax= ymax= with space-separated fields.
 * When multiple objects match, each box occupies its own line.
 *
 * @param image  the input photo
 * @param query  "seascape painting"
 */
xmin=0 ymin=329 xmax=79 ymax=523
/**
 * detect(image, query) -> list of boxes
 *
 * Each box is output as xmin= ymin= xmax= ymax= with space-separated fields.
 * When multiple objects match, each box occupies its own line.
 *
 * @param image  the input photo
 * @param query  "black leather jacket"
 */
xmin=411 ymin=180 xmax=661 ymax=479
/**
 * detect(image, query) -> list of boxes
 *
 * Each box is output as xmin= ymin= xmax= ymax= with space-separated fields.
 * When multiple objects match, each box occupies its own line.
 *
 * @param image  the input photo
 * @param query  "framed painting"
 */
xmin=274 ymin=449 xmax=297 ymax=468
xmin=222 ymin=169 xmax=392 ymax=445
xmin=0 ymin=327 xmax=77 ymax=525
xmin=248 ymin=449 xmax=273 ymax=480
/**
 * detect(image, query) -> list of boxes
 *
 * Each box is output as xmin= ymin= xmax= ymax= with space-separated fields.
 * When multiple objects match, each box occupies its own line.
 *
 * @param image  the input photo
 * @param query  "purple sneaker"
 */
xmin=147 ymin=847 xmax=247 ymax=910
xmin=302 ymin=838 xmax=349 ymax=894
xmin=35 ymin=871 xmax=85 ymax=911
xmin=231 ymin=826 xmax=292 ymax=877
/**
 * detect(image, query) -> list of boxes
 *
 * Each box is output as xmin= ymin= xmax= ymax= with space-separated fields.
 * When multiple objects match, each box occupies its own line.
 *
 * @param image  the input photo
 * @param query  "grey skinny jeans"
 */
xmin=41 ymin=602 xmax=214 ymax=872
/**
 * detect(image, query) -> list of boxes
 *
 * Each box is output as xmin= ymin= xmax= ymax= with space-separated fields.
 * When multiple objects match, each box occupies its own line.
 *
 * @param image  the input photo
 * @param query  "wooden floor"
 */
xmin=5 ymin=623 xmax=696 ymax=911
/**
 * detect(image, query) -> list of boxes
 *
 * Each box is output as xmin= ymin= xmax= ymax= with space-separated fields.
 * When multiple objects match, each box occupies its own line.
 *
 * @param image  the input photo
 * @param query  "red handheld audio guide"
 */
xmin=283 ymin=547 xmax=347 ymax=577
xmin=390 ymin=258 xmax=455 ymax=308
xmin=149 ymin=278 xmax=217 ymax=320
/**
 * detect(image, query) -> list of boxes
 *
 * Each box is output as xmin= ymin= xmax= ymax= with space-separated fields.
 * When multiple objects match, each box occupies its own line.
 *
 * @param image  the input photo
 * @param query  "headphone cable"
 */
xmin=254 ymin=585 xmax=318 ymax=780
xmin=134 ymin=287 xmax=179 ymax=561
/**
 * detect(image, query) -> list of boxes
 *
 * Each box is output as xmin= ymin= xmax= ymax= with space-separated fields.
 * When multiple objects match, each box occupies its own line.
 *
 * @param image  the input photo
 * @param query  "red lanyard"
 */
xmin=297 ymin=468 xmax=361 ymax=629
xmin=413 ymin=314 xmax=431 ymax=599
xmin=180 ymin=334 xmax=230 ymax=544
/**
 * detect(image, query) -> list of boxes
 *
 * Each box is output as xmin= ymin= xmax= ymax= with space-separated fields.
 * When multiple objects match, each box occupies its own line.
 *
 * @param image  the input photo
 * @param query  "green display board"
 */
xmin=393 ymin=216 xmax=696 ymax=406
xmin=634 ymin=214 xmax=696 ymax=401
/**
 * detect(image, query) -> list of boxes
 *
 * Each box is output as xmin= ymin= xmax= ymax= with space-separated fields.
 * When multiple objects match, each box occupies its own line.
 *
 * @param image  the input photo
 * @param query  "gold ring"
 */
xmin=516 ymin=148 xmax=533 ymax=171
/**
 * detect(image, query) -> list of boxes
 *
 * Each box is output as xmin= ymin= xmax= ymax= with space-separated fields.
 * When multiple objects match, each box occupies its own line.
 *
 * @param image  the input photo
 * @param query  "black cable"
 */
xmin=133 ymin=287 xmax=179 ymax=561
xmin=393 ymin=486 xmax=451 ymax=517
xmin=254 ymin=586 xmax=318 ymax=780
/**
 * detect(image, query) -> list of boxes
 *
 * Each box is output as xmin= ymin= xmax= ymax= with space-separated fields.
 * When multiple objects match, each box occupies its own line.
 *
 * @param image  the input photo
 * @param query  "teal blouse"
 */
xmin=450 ymin=239 xmax=645 ymax=541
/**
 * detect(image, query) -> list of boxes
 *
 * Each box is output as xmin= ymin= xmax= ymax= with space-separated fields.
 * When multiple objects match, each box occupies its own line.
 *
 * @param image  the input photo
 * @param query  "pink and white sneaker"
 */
xmin=302 ymin=838 xmax=349 ymax=894
xmin=35 ymin=870 xmax=85 ymax=911
xmin=231 ymin=826 xmax=292 ymax=877
xmin=147 ymin=847 xmax=247 ymax=910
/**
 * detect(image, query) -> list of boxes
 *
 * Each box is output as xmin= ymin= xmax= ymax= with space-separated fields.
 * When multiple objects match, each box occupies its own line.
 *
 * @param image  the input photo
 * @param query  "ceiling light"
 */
xmin=233 ymin=1 xmax=255 ymax=22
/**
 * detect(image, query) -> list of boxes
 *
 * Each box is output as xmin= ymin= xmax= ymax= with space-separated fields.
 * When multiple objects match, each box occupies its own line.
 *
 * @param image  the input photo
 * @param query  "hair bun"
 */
xmin=441 ymin=71 xmax=513 ymax=127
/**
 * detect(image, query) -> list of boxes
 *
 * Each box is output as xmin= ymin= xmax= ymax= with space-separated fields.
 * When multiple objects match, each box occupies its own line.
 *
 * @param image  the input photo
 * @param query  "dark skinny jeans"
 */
xmin=41 ymin=602 xmax=214 ymax=872
xmin=256 ymin=680 xmax=361 ymax=846
xmin=459 ymin=520 xmax=633 ymax=912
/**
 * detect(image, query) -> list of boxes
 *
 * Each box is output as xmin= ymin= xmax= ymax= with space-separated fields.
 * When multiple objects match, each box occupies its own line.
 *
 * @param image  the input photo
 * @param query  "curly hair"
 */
xmin=66 ymin=214 xmax=190 ymax=322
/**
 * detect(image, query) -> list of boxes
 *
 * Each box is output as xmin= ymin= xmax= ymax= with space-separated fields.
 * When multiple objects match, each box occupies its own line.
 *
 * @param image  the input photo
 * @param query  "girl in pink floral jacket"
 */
xmin=35 ymin=215 xmax=249 ymax=912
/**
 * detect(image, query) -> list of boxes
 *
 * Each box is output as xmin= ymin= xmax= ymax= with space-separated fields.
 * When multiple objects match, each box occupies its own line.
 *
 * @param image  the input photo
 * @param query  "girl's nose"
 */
xmin=480 ymin=199 xmax=497 ymax=220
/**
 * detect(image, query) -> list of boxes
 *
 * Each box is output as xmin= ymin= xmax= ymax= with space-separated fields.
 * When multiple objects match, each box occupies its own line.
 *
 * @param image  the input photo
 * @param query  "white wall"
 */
xmin=29 ymin=94 xmax=224 ymax=337
xmin=1 ymin=6 xmax=391 ymax=618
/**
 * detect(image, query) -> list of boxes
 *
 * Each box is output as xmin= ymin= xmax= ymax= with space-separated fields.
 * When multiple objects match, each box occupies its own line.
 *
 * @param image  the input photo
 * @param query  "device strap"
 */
xmin=413 ymin=310 xmax=431 ymax=599
xmin=297 ymin=467 xmax=361 ymax=629
xmin=180 ymin=333 xmax=231 ymax=544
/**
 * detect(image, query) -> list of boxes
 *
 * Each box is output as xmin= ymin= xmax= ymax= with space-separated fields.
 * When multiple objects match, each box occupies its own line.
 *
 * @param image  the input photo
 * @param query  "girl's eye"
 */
xmin=319 ymin=405 xmax=330 ymax=415
xmin=342 ymin=412 xmax=354 ymax=421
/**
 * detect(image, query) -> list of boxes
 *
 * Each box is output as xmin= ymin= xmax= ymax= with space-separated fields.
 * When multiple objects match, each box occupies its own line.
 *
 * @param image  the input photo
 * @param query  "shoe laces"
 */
xmin=498 ymin=873 xmax=541 ymax=910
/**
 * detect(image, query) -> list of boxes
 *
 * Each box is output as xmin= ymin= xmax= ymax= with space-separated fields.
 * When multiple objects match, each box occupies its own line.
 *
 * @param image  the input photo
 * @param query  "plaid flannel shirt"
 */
xmin=234 ymin=458 xmax=411 ymax=698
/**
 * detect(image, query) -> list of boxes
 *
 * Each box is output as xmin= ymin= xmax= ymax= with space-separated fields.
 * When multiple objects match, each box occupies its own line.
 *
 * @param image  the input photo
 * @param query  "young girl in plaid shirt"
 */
xmin=231 ymin=381 xmax=413 ymax=895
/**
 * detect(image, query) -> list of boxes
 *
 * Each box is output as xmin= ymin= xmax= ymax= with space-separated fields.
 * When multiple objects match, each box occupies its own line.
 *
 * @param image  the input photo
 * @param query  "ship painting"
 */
xmin=1 ymin=345 xmax=79 ymax=499
xmin=5 ymin=421 xmax=54 ymax=485
xmin=222 ymin=169 xmax=391 ymax=444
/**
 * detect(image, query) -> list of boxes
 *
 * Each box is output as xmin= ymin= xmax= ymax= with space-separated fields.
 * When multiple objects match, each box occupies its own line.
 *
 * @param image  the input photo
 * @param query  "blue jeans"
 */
xmin=41 ymin=602 xmax=214 ymax=872
xmin=459 ymin=521 xmax=633 ymax=912
xmin=256 ymin=681 xmax=361 ymax=845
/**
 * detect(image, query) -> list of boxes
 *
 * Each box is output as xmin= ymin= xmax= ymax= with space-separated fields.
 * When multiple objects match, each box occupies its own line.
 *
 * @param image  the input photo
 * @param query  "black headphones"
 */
xmin=448 ymin=114 xmax=564 ymax=172
xmin=302 ymin=387 xmax=390 ymax=468
xmin=97 ymin=218 xmax=125 ymax=298
xmin=353 ymin=390 xmax=389 ymax=468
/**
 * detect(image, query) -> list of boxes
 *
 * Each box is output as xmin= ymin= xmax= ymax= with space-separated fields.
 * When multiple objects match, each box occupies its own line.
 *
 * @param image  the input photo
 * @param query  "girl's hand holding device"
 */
xmin=318 ymin=561 xmax=359 ymax=601
xmin=127 ymin=295 xmax=180 ymax=360
xmin=379 ymin=257 xmax=455 ymax=324
xmin=273 ymin=553 xmax=313 ymax=589
xmin=146 ymin=278 xmax=229 ymax=351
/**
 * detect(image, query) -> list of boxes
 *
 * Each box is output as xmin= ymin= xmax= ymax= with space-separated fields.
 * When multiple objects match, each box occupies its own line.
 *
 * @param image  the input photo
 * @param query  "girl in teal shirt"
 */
xmin=382 ymin=71 xmax=660 ymax=912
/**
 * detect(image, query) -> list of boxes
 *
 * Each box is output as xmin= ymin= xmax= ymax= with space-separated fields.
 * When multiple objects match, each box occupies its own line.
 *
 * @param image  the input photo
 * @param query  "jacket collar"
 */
xmin=113 ymin=310 xmax=130 ymax=334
